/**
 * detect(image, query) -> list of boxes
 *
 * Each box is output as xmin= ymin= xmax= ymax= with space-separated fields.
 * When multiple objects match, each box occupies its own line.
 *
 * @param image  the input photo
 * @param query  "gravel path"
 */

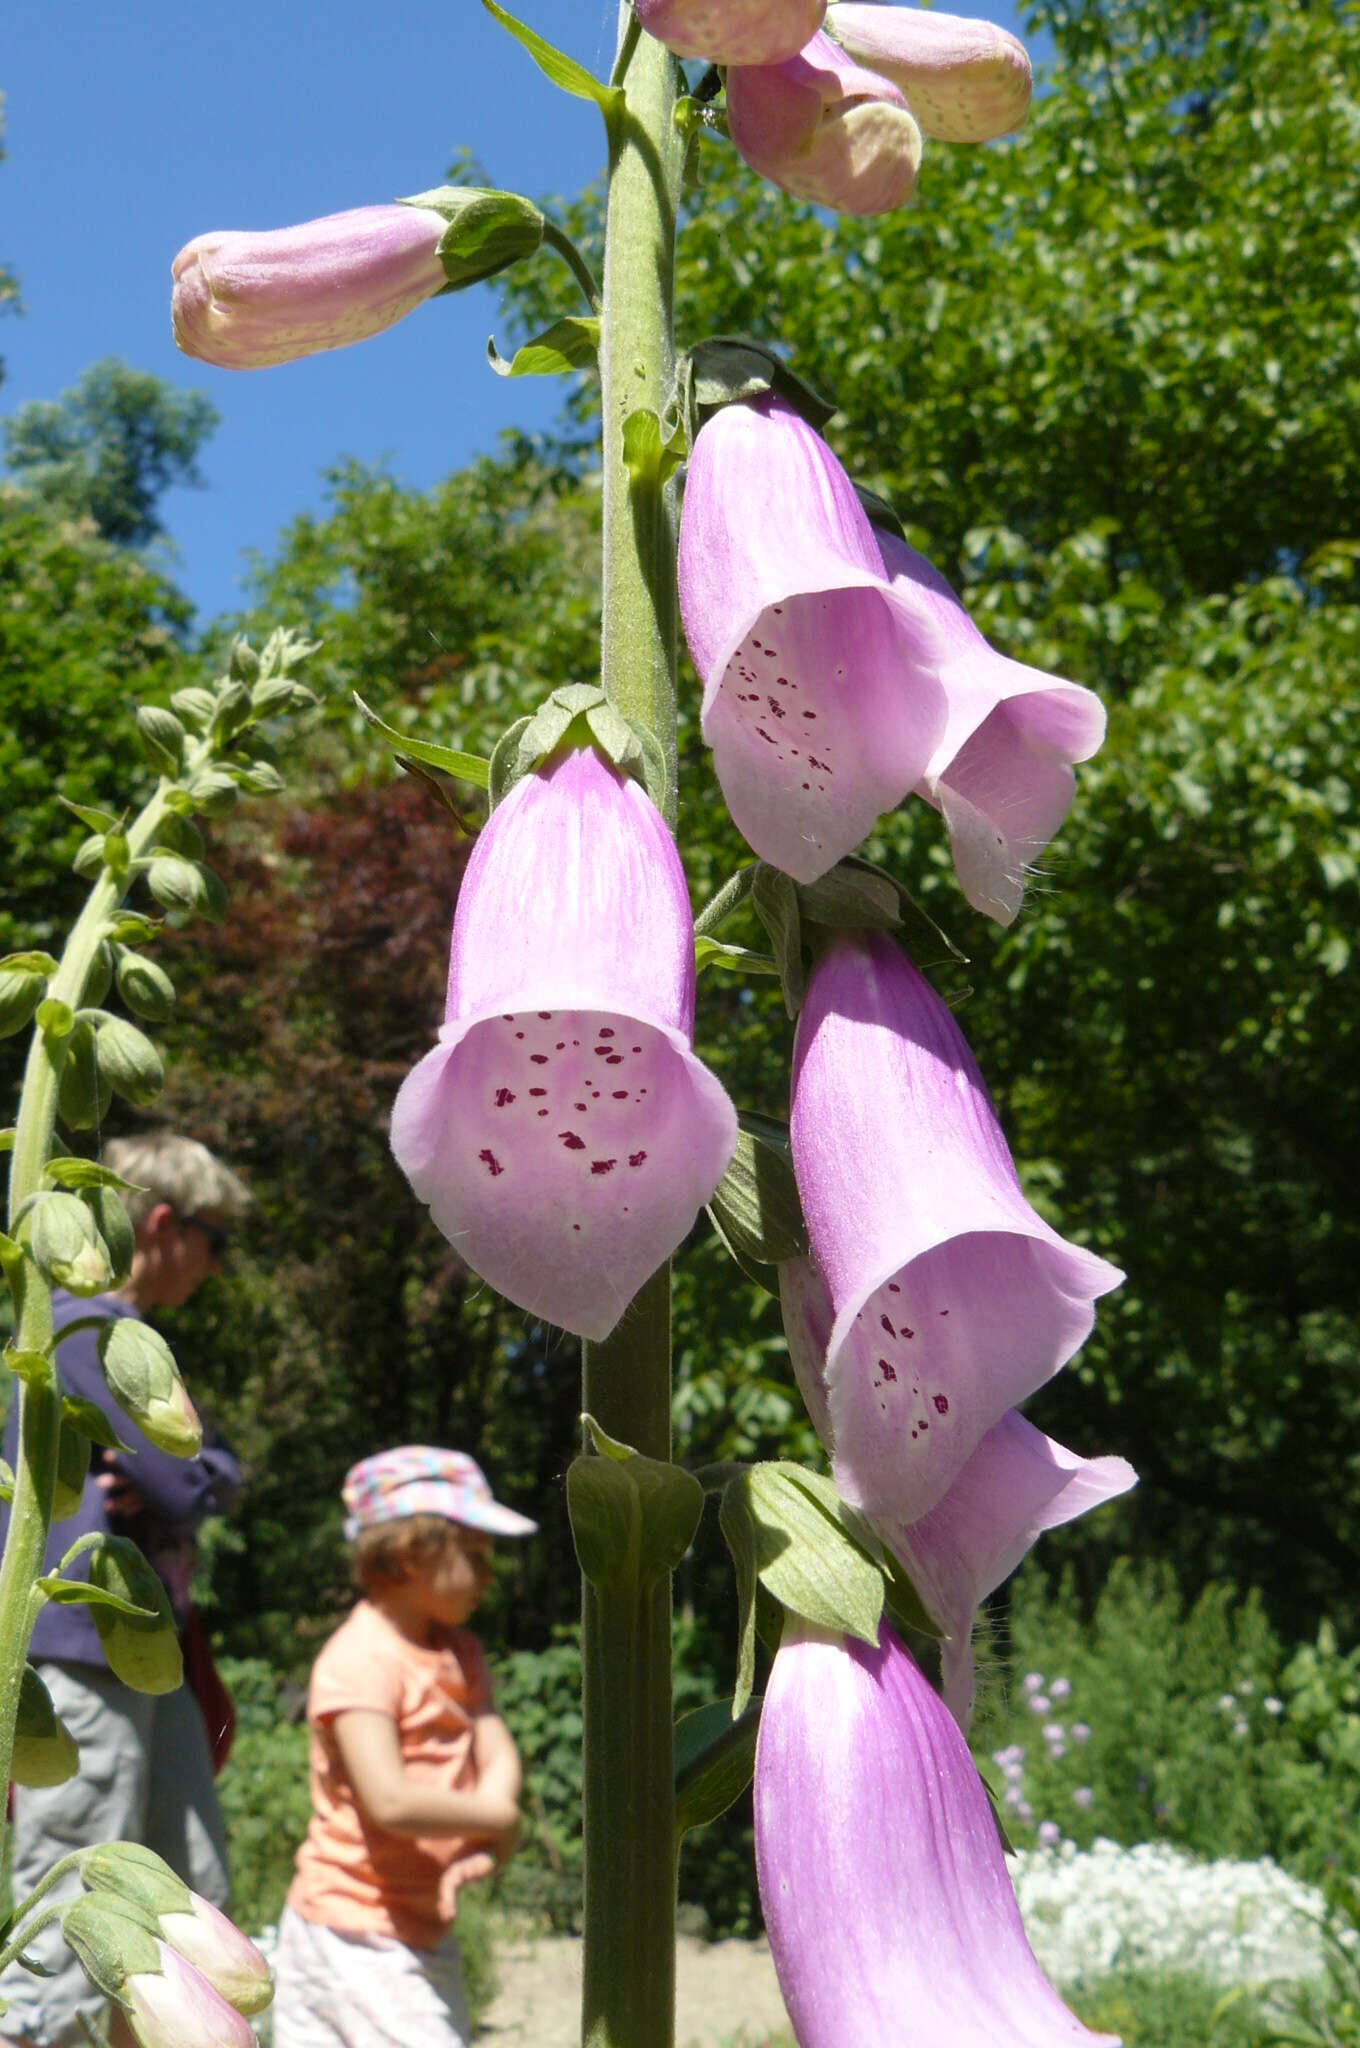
xmin=478 ymin=1933 xmax=791 ymax=2047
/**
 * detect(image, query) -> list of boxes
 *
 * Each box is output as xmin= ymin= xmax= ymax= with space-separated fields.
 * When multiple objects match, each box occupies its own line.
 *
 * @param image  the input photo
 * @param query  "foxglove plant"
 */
xmin=0 ymin=9 xmax=1135 ymax=2047
xmin=391 ymin=743 xmax=737 ymax=1340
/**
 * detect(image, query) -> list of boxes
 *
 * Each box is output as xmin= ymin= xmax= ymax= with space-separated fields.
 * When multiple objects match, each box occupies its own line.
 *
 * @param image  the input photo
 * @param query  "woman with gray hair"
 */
xmin=0 ymin=1133 xmax=251 ymax=2048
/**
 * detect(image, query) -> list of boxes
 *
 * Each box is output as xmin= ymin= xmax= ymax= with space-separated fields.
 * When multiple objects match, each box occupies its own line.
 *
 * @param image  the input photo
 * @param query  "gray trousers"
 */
xmin=0 ymin=1661 xmax=230 ymax=2048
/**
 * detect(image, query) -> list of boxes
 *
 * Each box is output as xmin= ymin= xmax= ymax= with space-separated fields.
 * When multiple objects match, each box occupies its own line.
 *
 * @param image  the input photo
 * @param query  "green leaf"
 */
xmin=797 ymin=863 xmax=902 ymax=931
xmin=853 ymin=483 xmax=906 ymax=543
xmin=481 ymin=0 xmax=623 ymax=127
xmin=750 ymin=866 xmax=805 ymax=1017
xmin=782 ymin=1467 xmax=941 ymax=1638
xmin=693 ymin=937 xmax=781 ymax=978
xmin=568 ymin=1423 xmax=704 ymax=1591
xmin=674 ymin=1697 xmax=763 ymax=1838
xmin=708 ymin=1125 xmax=808 ymax=1268
xmin=488 ymin=318 xmax=600 ymax=380
xmin=36 ymin=1576 xmax=159 ymax=1621
xmin=35 ymin=998 xmax=74 ymax=1041
xmin=706 ymin=1202 xmax=778 ymax=1295
xmin=842 ymin=858 xmax=969 ymax=967
xmin=45 ymin=1159 xmax=142 ymax=1194
xmin=583 ymin=700 xmax=644 ymax=775
xmin=687 ymin=336 xmax=836 ymax=433
xmin=0 ymin=1230 xmax=26 ymax=1290
xmin=351 ymin=693 xmax=490 ymax=790
xmin=718 ymin=1478 xmax=761 ymax=1716
xmin=61 ymin=1395 xmax=131 ymax=1453
xmin=57 ymin=798 xmax=120 ymax=835
xmin=621 ymin=408 xmax=686 ymax=489
xmin=5 ymin=1349 xmax=52 ymax=1387
xmin=721 ymin=1463 xmax=886 ymax=1652
xmin=488 ymin=715 xmax=534 ymax=809
xmin=0 ymin=1128 xmax=14 ymax=1151
xmin=102 ymin=913 xmax=162 ymax=947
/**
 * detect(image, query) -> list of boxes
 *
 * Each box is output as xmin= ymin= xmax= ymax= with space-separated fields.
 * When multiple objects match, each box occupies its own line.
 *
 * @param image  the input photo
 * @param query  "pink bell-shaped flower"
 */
xmin=826 ymin=5 xmax=1032 ymax=143
xmin=390 ymin=746 xmax=737 ymax=1340
xmin=679 ymin=395 xmax=947 ymax=880
xmin=172 ymin=205 xmax=449 ymax=370
xmin=636 ymin=0 xmax=825 ymax=66
xmin=726 ymin=31 xmax=923 ymax=216
xmin=789 ymin=932 xmax=1123 ymax=1523
xmin=157 ymin=1896 xmax=273 ymax=2018
xmin=781 ymin=1248 xmax=1135 ymax=1728
xmin=754 ymin=1618 xmax=1119 ymax=2048
xmin=877 ymin=531 xmax=1108 ymax=926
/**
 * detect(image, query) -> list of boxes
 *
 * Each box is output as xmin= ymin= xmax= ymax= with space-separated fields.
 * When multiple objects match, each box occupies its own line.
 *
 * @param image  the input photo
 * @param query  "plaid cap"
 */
xmin=342 ymin=1446 xmax=537 ymax=1541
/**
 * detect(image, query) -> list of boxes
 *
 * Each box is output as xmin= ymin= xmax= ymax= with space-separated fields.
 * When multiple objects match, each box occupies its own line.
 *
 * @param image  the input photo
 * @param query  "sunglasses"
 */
xmin=180 ymin=1214 xmax=230 ymax=1259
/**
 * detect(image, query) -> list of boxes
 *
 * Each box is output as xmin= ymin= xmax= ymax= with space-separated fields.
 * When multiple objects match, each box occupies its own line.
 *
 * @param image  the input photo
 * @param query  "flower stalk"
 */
xmin=581 ymin=14 xmax=687 ymax=2046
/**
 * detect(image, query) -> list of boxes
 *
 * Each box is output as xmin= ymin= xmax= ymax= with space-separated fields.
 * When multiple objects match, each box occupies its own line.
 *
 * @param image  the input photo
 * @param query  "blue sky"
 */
xmin=2 ymin=1 xmax=1037 ymax=628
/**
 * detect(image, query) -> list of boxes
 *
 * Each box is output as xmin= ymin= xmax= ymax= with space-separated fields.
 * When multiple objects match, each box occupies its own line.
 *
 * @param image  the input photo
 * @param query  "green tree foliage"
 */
xmin=3 ymin=359 xmax=218 ymax=546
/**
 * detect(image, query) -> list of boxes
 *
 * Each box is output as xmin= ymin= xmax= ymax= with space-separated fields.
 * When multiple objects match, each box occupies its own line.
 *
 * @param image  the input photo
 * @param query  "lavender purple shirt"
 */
xmin=0 ymin=1291 xmax=241 ymax=1668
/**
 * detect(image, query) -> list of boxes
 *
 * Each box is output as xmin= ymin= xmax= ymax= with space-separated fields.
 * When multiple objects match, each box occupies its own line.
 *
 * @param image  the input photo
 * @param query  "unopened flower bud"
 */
xmin=0 ymin=965 xmax=47 ymax=1038
xmin=147 ymin=855 xmax=209 ymax=915
xmin=639 ymin=0 xmax=827 ymax=67
xmin=65 ymin=1897 xmax=254 ymax=2048
xmin=183 ymin=769 xmax=239 ymax=819
xmin=135 ymin=705 xmax=186 ymax=776
xmin=727 ymin=32 xmax=922 ymax=216
xmin=210 ymin=681 xmax=254 ymax=746
xmin=73 ymin=834 xmax=108 ymax=881
xmin=227 ymin=638 xmax=260 ymax=683
xmin=826 ymin=5 xmax=1032 ymax=142
xmin=57 ymin=1019 xmax=113 ymax=1131
xmin=54 ymin=1421 xmax=92 ymax=1521
xmin=81 ymin=1185 xmax=136 ymax=1287
xmin=87 ymin=1536 xmax=184 ymax=1695
xmin=12 ymin=1664 xmax=80 ymax=1786
xmin=82 ymin=1846 xmax=272 ymax=2020
xmin=29 ymin=1192 xmax=113 ymax=1296
xmin=94 ymin=1015 xmax=165 ymax=1109
xmin=172 ymin=204 xmax=454 ymax=371
xmin=115 ymin=951 xmax=177 ymax=1024
xmin=98 ymin=1319 xmax=202 ymax=1458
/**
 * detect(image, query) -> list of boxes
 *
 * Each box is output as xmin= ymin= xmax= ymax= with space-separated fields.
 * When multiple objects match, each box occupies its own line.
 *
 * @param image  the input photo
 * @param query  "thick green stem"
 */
xmin=581 ymin=14 xmax=686 ymax=2047
xmin=0 ymin=783 xmax=171 ymax=1858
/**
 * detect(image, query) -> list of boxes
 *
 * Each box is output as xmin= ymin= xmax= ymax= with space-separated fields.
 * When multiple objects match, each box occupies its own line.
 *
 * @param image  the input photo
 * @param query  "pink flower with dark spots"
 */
xmin=754 ymin=1620 xmax=1118 ymax=2047
xmin=679 ymin=396 xmax=947 ymax=880
xmin=390 ymin=747 xmax=737 ymax=1339
xmin=726 ymin=32 xmax=923 ymax=216
xmin=785 ymin=931 xmax=1124 ymax=1528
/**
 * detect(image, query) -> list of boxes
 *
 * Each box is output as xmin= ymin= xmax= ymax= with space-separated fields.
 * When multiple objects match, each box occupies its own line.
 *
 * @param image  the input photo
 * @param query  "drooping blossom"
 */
xmin=877 ymin=530 xmax=1108 ymax=925
xmin=726 ymin=31 xmax=922 ymax=216
xmin=390 ymin=746 xmax=737 ymax=1340
xmin=754 ymin=1618 xmax=1119 ymax=2047
xmin=780 ymin=1259 xmax=1134 ymax=1725
xmin=787 ymin=932 xmax=1123 ymax=1524
xmin=826 ymin=5 xmax=1032 ymax=142
xmin=678 ymin=396 xmax=947 ymax=880
xmin=636 ymin=0 xmax=825 ymax=66
xmin=172 ymin=205 xmax=450 ymax=369
xmin=155 ymin=1897 xmax=273 ymax=2017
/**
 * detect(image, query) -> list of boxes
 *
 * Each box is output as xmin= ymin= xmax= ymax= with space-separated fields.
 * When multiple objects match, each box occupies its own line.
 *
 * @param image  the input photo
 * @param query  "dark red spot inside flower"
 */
xmin=572 ymin=1223 xmax=581 ymax=1232
xmin=530 ymin=1054 xmax=549 ymax=1065
xmin=881 ymin=1315 xmax=895 ymax=1337
xmin=888 ymin=1282 xmax=900 ymax=1293
xmin=538 ymin=1012 xmax=552 ymax=1020
xmin=809 ymin=755 xmax=832 ymax=773
xmin=768 ymin=697 xmax=786 ymax=719
xmin=515 ymin=1031 xmax=525 ymax=1040
xmin=939 ymin=1309 xmax=950 ymax=1317
xmin=878 ymin=1358 xmax=897 ymax=1383
xmin=632 ymin=1046 xmax=641 ymax=1053
xmin=933 ymin=1394 xmax=950 ymax=1415
xmin=757 ymin=727 xmax=777 ymax=745
xmin=479 ymin=1150 xmax=503 ymax=1177
xmin=559 ymin=1132 xmax=585 ymax=1151
xmin=613 ymin=1090 xmax=628 ymax=1100
xmin=599 ymin=1026 xmax=615 ymax=1038
xmin=595 ymin=1047 xmax=611 ymax=1057
xmin=776 ymin=676 xmax=789 ymax=686
xmin=902 ymin=1326 xmax=915 ymax=1340
xmin=591 ymin=1159 xmax=617 ymax=1176
xmin=494 ymin=1088 xmax=515 ymax=1107
xmin=575 ymin=1102 xmax=588 ymax=1112
xmin=606 ymin=1055 xmax=623 ymax=1065
xmin=629 ymin=1151 xmax=647 ymax=1168
xmin=529 ymin=1088 xmax=546 ymax=1098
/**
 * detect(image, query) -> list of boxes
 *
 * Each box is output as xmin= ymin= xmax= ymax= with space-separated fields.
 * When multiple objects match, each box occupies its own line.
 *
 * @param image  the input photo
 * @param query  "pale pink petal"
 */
xmin=171 ymin=206 xmax=447 ymax=370
xmin=878 ymin=532 xmax=1107 ymax=925
xmin=727 ymin=32 xmax=923 ymax=215
xmin=789 ymin=934 xmax=1122 ymax=1520
xmin=883 ymin=1411 xmax=1136 ymax=1726
xmin=158 ymin=1898 xmax=273 ymax=2017
xmin=124 ymin=1943 xmax=254 ymax=2048
xmin=755 ymin=1621 xmax=1119 ymax=2048
xmin=827 ymin=5 xmax=1033 ymax=142
xmin=390 ymin=750 xmax=737 ymax=1340
xmin=679 ymin=397 xmax=946 ymax=880
xmin=636 ymin=0 xmax=826 ymax=66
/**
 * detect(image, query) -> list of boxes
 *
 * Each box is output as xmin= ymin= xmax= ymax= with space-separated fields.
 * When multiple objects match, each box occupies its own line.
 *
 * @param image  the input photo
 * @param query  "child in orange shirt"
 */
xmin=272 ymin=1447 xmax=536 ymax=2048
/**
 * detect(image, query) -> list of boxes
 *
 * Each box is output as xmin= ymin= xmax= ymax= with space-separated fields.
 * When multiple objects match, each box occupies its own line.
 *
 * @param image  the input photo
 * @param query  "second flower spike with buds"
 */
xmin=391 ymin=740 xmax=737 ymax=1340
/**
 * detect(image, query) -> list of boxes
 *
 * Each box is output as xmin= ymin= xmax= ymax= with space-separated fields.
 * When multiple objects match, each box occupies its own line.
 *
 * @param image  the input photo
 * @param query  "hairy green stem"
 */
xmin=0 ymin=1902 xmax=67 ymax=1977
xmin=0 ymin=782 xmax=171 ymax=1860
xmin=581 ymin=14 xmax=686 ymax=2047
xmin=694 ymin=865 xmax=757 ymax=938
